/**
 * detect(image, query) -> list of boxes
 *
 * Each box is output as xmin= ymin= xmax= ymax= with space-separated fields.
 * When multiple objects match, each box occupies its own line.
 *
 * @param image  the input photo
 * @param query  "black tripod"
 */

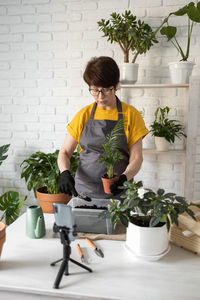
xmin=51 ymin=224 xmax=92 ymax=289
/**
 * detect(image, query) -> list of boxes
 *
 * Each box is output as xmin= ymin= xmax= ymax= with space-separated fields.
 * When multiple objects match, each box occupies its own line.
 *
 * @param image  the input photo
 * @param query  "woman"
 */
xmin=58 ymin=56 xmax=149 ymax=199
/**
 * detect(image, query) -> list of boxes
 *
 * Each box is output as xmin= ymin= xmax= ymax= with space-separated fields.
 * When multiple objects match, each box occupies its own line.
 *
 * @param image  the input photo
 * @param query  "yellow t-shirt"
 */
xmin=67 ymin=101 xmax=149 ymax=150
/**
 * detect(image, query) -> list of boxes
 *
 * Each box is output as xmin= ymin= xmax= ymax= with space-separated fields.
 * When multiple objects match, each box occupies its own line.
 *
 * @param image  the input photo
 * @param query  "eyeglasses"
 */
xmin=89 ymin=88 xmax=114 ymax=96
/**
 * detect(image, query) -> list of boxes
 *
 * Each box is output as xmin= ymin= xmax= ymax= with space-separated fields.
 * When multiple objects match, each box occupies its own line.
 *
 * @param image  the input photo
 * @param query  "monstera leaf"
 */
xmin=0 ymin=144 xmax=10 ymax=167
xmin=0 ymin=191 xmax=27 ymax=225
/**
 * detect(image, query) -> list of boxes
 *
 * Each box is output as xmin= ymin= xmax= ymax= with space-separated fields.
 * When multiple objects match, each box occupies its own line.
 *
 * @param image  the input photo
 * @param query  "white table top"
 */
xmin=0 ymin=213 xmax=200 ymax=300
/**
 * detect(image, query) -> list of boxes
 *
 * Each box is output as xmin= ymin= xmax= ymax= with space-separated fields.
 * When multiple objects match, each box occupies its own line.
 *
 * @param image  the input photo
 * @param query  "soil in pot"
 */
xmin=101 ymin=174 xmax=119 ymax=194
xmin=75 ymin=205 xmax=107 ymax=210
xmin=131 ymin=216 xmax=165 ymax=227
xmin=36 ymin=186 xmax=72 ymax=214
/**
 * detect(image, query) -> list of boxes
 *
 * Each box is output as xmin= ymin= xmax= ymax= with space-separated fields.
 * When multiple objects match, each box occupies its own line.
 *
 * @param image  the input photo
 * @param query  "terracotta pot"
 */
xmin=101 ymin=175 xmax=119 ymax=194
xmin=36 ymin=187 xmax=72 ymax=214
xmin=0 ymin=222 xmax=6 ymax=257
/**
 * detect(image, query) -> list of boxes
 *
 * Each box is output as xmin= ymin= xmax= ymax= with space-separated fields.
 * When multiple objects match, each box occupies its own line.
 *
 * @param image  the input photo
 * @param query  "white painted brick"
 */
xmin=0 ymin=0 xmax=20 ymax=4
xmin=0 ymin=97 xmax=12 ymax=104
xmin=22 ymin=14 xmax=51 ymax=23
xmin=11 ymin=60 xmax=37 ymax=70
xmin=67 ymin=1 xmax=97 ymax=10
xmin=0 ymin=114 xmax=11 ymax=122
xmin=13 ymin=113 xmax=39 ymax=122
xmin=0 ymin=80 xmax=9 ymax=87
xmin=98 ymin=0 xmax=128 ymax=9
xmin=2 ymin=104 xmax=27 ymax=114
xmin=11 ymin=79 xmax=36 ymax=88
xmin=28 ymin=105 xmax=55 ymax=114
xmin=39 ymin=114 xmax=67 ymax=123
xmin=11 ymin=24 xmax=37 ymax=33
xmin=130 ymin=0 xmax=162 ymax=7
xmin=39 ymin=23 xmax=68 ymax=32
xmin=22 ymin=0 xmax=49 ymax=3
xmin=0 ymin=70 xmax=24 ymax=79
xmin=0 ymin=34 xmax=22 ymax=42
xmin=27 ymin=122 xmax=54 ymax=131
xmin=38 ymin=41 xmax=67 ymax=52
xmin=0 ymin=88 xmax=22 ymax=96
xmin=0 ymin=131 xmax=12 ymax=138
xmin=25 ymin=52 xmax=53 ymax=60
xmin=36 ymin=4 xmax=65 ymax=13
xmin=13 ymin=131 xmax=38 ymax=139
xmin=24 ymin=33 xmax=51 ymax=42
xmin=8 ymin=5 xmax=36 ymax=15
xmin=0 ymin=16 xmax=21 ymax=24
xmin=52 ymin=13 xmax=67 ymax=22
xmin=53 ymin=31 xmax=82 ymax=41
xmin=25 ymin=70 xmax=53 ymax=79
xmin=0 ymin=122 xmax=25 ymax=131
xmin=24 ymin=88 xmax=51 ymax=97
xmin=0 ymin=25 xmax=9 ymax=34
xmin=40 ymin=97 xmax=67 ymax=105
xmin=39 ymin=60 xmax=66 ymax=69
xmin=26 ymin=139 xmax=53 ymax=149
xmin=37 ymin=78 xmax=66 ymax=88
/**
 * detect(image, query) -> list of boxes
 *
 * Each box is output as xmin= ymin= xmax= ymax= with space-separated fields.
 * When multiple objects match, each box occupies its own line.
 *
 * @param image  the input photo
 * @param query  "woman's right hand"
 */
xmin=58 ymin=170 xmax=78 ymax=196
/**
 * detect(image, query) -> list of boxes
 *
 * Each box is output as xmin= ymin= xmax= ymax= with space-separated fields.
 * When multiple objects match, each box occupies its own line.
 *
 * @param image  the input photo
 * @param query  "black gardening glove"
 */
xmin=110 ymin=174 xmax=127 ymax=196
xmin=58 ymin=170 xmax=78 ymax=196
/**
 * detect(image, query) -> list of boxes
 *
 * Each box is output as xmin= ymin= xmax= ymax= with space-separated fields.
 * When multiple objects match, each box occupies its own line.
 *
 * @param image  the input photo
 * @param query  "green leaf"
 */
xmin=0 ymin=144 xmax=10 ymax=166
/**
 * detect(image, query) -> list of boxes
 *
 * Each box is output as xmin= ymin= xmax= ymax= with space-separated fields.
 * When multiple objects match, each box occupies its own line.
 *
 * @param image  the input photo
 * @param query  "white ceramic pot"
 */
xmin=121 ymin=63 xmax=139 ymax=84
xmin=169 ymin=61 xmax=195 ymax=84
xmin=154 ymin=136 xmax=170 ymax=151
xmin=126 ymin=222 xmax=169 ymax=257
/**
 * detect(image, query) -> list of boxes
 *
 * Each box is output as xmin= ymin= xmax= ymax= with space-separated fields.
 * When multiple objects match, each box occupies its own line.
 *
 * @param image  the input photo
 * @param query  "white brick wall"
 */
xmin=0 ymin=0 xmax=200 ymax=206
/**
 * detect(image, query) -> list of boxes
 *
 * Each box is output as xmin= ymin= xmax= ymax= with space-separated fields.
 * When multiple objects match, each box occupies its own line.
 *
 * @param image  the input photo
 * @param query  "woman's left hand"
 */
xmin=110 ymin=174 xmax=127 ymax=195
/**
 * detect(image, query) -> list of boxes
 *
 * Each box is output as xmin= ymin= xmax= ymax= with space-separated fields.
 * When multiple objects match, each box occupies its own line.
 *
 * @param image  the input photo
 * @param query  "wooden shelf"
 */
xmin=143 ymin=148 xmax=186 ymax=154
xmin=119 ymin=83 xmax=189 ymax=89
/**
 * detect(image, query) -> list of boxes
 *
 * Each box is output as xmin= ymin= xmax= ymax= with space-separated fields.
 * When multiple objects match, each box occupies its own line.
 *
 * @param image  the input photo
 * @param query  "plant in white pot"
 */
xmin=156 ymin=1 xmax=200 ymax=83
xmin=150 ymin=106 xmax=186 ymax=151
xmin=102 ymin=180 xmax=200 ymax=260
xmin=97 ymin=10 xmax=158 ymax=83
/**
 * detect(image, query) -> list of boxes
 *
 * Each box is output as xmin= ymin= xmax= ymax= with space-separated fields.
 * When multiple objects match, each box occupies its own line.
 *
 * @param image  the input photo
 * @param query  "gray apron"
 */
xmin=75 ymin=96 xmax=129 ymax=199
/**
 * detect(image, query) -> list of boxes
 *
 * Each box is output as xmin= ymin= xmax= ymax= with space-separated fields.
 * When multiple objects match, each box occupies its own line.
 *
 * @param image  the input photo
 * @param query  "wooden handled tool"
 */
xmin=76 ymin=243 xmax=85 ymax=262
xmin=85 ymin=238 xmax=104 ymax=258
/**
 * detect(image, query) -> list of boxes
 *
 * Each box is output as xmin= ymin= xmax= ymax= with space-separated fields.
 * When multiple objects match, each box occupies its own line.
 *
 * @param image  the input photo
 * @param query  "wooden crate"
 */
xmin=169 ymin=202 xmax=200 ymax=256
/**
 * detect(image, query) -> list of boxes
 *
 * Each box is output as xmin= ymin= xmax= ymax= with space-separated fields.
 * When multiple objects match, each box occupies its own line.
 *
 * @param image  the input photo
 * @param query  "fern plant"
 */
xmin=150 ymin=106 xmax=186 ymax=143
xmin=99 ymin=119 xmax=125 ymax=179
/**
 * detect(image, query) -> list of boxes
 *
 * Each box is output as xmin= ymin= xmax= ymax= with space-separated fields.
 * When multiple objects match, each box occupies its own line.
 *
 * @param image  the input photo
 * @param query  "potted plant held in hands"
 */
xmin=103 ymin=180 xmax=200 ymax=260
xmin=98 ymin=10 xmax=158 ymax=83
xmin=150 ymin=106 xmax=186 ymax=151
xmin=20 ymin=147 xmax=80 ymax=213
xmin=156 ymin=2 xmax=200 ymax=83
xmin=0 ymin=144 xmax=27 ymax=257
xmin=99 ymin=119 xmax=125 ymax=194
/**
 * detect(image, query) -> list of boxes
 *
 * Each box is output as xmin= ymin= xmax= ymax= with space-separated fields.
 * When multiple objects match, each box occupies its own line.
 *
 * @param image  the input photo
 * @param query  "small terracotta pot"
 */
xmin=36 ymin=187 xmax=72 ymax=214
xmin=0 ymin=222 xmax=6 ymax=257
xmin=101 ymin=175 xmax=119 ymax=194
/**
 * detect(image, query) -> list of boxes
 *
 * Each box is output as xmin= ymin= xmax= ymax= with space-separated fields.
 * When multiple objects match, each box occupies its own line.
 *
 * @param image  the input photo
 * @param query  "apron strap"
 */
xmin=89 ymin=96 xmax=123 ymax=120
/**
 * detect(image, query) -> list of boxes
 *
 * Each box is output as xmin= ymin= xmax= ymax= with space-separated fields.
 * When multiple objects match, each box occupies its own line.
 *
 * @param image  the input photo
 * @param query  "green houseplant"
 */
xmin=156 ymin=2 xmax=200 ymax=83
xmin=98 ymin=10 xmax=158 ymax=83
xmin=20 ymin=147 xmax=80 ymax=213
xmin=0 ymin=144 xmax=27 ymax=258
xmin=0 ymin=144 xmax=27 ymax=225
xmin=99 ymin=119 xmax=125 ymax=194
xmin=150 ymin=106 xmax=186 ymax=151
xmin=102 ymin=180 xmax=200 ymax=259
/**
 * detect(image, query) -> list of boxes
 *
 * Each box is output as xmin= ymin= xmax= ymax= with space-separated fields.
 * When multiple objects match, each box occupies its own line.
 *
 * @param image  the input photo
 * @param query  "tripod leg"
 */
xmin=53 ymin=259 xmax=68 ymax=289
xmin=70 ymin=258 xmax=92 ymax=273
xmin=50 ymin=258 xmax=62 ymax=266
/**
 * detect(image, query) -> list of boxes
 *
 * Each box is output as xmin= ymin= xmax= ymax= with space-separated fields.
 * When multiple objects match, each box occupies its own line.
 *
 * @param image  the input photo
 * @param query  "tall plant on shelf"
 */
xmin=98 ymin=10 xmax=158 ymax=83
xmin=98 ymin=10 xmax=158 ymax=63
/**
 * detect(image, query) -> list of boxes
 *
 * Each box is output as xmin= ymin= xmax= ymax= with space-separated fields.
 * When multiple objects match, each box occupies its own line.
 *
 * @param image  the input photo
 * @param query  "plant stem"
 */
xmin=186 ymin=19 xmax=193 ymax=60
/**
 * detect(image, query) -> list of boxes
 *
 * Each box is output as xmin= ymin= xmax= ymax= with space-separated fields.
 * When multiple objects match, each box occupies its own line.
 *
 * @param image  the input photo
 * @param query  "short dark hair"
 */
xmin=83 ymin=56 xmax=120 ymax=88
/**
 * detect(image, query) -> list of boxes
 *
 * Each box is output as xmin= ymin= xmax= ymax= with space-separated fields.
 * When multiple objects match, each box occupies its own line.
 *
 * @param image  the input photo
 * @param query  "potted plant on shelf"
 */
xmin=97 ymin=10 xmax=158 ymax=83
xmin=99 ymin=119 xmax=125 ymax=194
xmin=156 ymin=1 xmax=200 ymax=83
xmin=0 ymin=144 xmax=27 ymax=257
xmin=20 ymin=147 xmax=80 ymax=214
xmin=150 ymin=106 xmax=186 ymax=151
xmin=101 ymin=180 xmax=200 ymax=260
